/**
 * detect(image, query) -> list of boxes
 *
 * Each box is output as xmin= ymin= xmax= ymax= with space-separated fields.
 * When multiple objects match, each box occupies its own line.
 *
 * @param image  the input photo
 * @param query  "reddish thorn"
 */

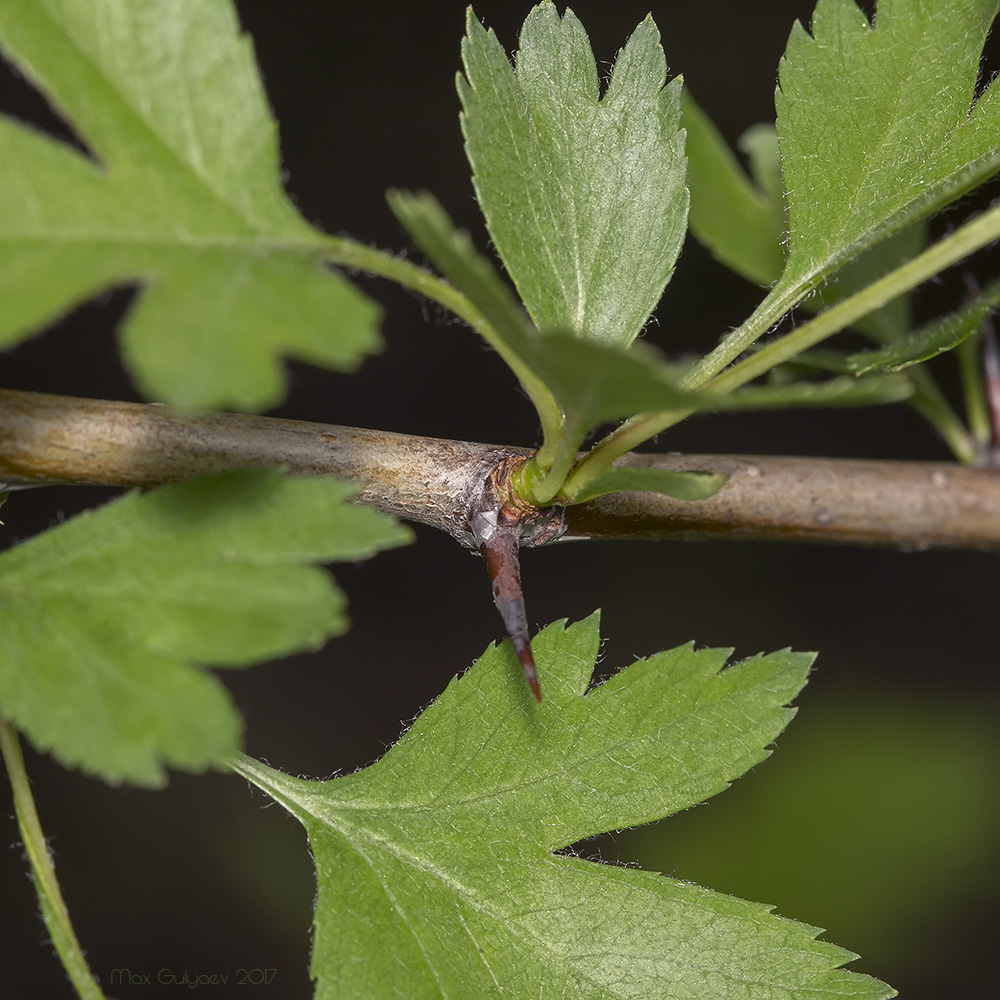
xmin=511 ymin=634 xmax=543 ymax=702
xmin=477 ymin=524 xmax=543 ymax=701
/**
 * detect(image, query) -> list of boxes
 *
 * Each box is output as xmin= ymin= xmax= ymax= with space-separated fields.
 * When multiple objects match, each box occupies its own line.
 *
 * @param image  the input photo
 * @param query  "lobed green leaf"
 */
xmin=459 ymin=2 xmax=688 ymax=347
xmin=776 ymin=0 xmax=1000 ymax=294
xmin=694 ymin=0 xmax=1000 ymax=382
xmin=235 ymin=615 xmax=892 ymax=998
xmin=0 ymin=470 xmax=410 ymax=786
xmin=0 ymin=0 xmax=379 ymax=410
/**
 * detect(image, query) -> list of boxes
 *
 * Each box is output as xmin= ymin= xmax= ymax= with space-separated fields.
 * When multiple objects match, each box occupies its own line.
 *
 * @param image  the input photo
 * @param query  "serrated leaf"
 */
xmin=459 ymin=3 xmax=688 ymax=346
xmin=234 ymin=615 xmax=892 ymax=999
xmin=776 ymin=0 xmax=1000 ymax=294
xmin=846 ymin=278 xmax=1000 ymax=374
xmin=700 ymin=0 xmax=1000 ymax=378
xmin=0 ymin=0 xmax=379 ymax=410
xmin=567 ymin=466 xmax=728 ymax=504
xmin=0 ymin=470 xmax=410 ymax=786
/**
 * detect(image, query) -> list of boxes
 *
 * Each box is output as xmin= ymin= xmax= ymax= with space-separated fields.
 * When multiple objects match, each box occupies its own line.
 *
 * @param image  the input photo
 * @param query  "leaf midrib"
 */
xmin=321 ymin=822 xmax=675 ymax=1000
xmin=320 ymin=814 xmax=766 ymax=1000
xmin=303 ymin=684 xmax=775 ymax=835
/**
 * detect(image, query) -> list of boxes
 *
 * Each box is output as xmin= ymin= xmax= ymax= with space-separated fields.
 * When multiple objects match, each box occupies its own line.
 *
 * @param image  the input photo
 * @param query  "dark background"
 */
xmin=2 ymin=2 xmax=997 ymax=998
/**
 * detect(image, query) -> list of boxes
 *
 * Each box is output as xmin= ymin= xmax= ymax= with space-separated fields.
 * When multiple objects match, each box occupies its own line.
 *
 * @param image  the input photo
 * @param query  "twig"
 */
xmin=2 ymin=388 xmax=1000 ymax=552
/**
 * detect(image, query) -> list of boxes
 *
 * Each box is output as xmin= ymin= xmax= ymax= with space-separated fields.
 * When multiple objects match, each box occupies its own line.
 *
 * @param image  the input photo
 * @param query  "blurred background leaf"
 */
xmin=604 ymin=692 xmax=1000 ymax=989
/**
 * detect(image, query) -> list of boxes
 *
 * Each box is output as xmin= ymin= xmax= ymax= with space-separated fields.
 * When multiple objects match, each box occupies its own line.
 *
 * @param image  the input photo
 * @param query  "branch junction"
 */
xmin=2 ymin=388 xmax=1000 ymax=553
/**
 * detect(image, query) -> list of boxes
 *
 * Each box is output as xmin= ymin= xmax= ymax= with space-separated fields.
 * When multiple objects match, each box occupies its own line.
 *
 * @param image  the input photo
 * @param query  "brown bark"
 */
xmin=2 ymin=388 xmax=1000 ymax=552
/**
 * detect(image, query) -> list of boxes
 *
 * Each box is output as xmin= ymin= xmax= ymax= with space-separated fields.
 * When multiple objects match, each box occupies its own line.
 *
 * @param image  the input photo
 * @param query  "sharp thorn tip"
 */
xmin=529 ymin=676 xmax=543 ymax=701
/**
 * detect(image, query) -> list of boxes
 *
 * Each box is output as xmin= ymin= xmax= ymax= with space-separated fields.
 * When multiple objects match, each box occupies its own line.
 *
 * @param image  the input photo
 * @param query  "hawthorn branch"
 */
xmin=2 ymin=388 xmax=1000 ymax=552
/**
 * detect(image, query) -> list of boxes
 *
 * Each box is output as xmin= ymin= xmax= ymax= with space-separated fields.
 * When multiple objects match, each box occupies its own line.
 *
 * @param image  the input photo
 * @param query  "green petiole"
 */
xmin=0 ymin=717 xmax=108 ymax=1000
xmin=562 ymin=199 xmax=1000 ymax=496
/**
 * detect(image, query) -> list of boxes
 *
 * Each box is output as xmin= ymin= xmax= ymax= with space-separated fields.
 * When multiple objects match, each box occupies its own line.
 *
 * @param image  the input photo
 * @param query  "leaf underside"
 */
xmin=235 ymin=615 xmax=893 ymax=999
xmin=460 ymin=3 xmax=688 ymax=347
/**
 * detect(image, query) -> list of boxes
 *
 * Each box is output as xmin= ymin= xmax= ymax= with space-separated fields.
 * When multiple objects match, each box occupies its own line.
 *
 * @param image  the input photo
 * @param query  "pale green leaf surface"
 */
xmin=460 ymin=3 xmax=688 ymax=346
xmin=775 ymin=0 xmax=1000 ymax=294
xmin=235 ymin=616 xmax=892 ymax=999
xmin=0 ymin=0 xmax=379 ymax=410
xmin=0 ymin=470 xmax=410 ymax=786
xmin=683 ymin=94 xmax=785 ymax=287
xmin=685 ymin=98 xmax=922 ymax=342
xmin=567 ymin=466 xmax=728 ymax=504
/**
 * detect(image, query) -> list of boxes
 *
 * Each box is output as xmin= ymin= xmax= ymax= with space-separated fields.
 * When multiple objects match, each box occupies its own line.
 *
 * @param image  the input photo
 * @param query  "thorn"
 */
xmin=510 ymin=630 xmax=543 ymax=702
xmin=477 ymin=522 xmax=542 ymax=701
xmin=464 ymin=455 xmax=563 ymax=701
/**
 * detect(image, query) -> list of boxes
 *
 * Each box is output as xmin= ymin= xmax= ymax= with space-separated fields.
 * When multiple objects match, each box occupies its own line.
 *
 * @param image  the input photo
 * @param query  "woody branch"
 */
xmin=2 ymin=388 xmax=999 ymax=552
